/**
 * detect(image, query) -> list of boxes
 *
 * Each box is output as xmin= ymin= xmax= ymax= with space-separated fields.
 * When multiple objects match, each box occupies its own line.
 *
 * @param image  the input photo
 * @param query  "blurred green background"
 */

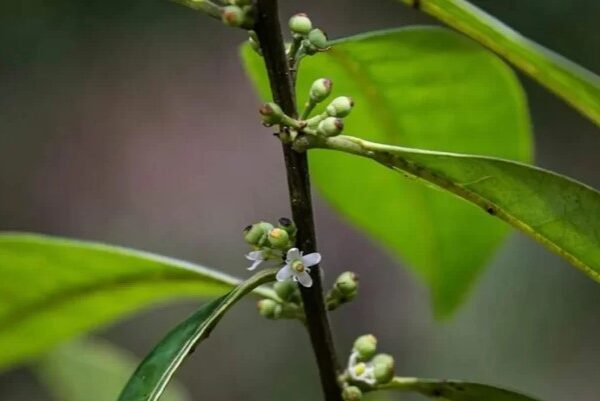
xmin=1 ymin=0 xmax=599 ymax=400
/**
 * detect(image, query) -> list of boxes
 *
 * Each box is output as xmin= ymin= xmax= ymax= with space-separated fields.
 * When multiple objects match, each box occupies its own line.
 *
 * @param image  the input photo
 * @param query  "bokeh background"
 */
xmin=1 ymin=0 xmax=599 ymax=400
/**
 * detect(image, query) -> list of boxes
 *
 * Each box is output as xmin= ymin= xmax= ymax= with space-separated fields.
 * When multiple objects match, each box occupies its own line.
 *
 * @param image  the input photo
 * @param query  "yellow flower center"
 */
xmin=354 ymin=363 xmax=366 ymax=376
xmin=292 ymin=260 xmax=305 ymax=273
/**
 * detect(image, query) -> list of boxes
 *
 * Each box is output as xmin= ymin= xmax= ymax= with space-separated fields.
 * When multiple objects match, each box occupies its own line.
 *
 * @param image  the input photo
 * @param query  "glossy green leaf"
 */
xmin=242 ymin=27 xmax=533 ymax=316
xmin=382 ymin=377 xmax=542 ymax=401
xmin=37 ymin=338 xmax=190 ymax=401
xmin=0 ymin=232 xmax=274 ymax=370
xmin=398 ymin=0 xmax=600 ymax=126
xmin=118 ymin=268 xmax=277 ymax=401
xmin=304 ymin=134 xmax=600 ymax=284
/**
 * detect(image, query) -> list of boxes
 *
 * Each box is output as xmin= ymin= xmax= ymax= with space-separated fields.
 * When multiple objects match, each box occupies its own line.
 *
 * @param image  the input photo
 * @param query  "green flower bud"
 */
xmin=318 ymin=117 xmax=344 ymax=137
xmin=326 ymin=96 xmax=354 ymax=117
xmin=308 ymin=28 xmax=328 ymax=50
xmin=221 ymin=6 xmax=245 ymax=27
xmin=335 ymin=271 xmax=359 ymax=298
xmin=372 ymin=353 xmax=395 ymax=384
xmin=289 ymin=13 xmax=313 ymax=36
xmin=309 ymin=78 xmax=333 ymax=103
xmin=244 ymin=222 xmax=273 ymax=246
xmin=257 ymin=299 xmax=282 ymax=319
xmin=243 ymin=224 xmax=263 ymax=245
xmin=273 ymin=280 xmax=298 ymax=301
xmin=342 ymin=386 xmax=362 ymax=401
xmin=353 ymin=334 xmax=377 ymax=360
xmin=278 ymin=217 xmax=297 ymax=237
xmin=267 ymin=227 xmax=290 ymax=249
xmin=259 ymin=102 xmax=284 ymax=126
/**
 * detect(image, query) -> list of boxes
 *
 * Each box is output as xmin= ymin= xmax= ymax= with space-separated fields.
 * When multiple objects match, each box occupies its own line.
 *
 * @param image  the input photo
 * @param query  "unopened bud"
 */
xmin=273 ymin=280 xmax=298 ymax=301
xmin=342 ymin=386 xmax=362 ymax=401
xmin=278 ymin=217 xmax=297 ymax=237
xmin=309 ymin=78 xmax=333 ymax=103
xmin=353 ymin=334 xmax=377 ymax=360
xmin=326 ymin=96 xmax=354 ymax=117
xmin=267 ymin=228 xmax=289 ymax=249
xmin=257 ymin=299 xmax=282 ymax=319
xmin=259 ymin=102 xmax=284 ymax=126
xmin=335 ymin=271 xmax=358 ymax=298
xmin=289 ymin=13 xmax=313 ymax=36
xmin=243 ymin=224 xmax=263 ymax=245
xmin=318 ymin=117 xmax=344 ymax=137
xmin=372 ymin=353 xmax=395 ymax=384
xmin=221 ymin=6 xmax=245 ymax=27
xmin=308 ymin=28 xmax=328 ymax=49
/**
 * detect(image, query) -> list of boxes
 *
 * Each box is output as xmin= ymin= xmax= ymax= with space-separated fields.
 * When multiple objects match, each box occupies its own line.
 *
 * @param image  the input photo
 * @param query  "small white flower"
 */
xmin=275 ymin=247 xmax=321 ymax=288
xmin=245 ymin=250 xmax=265 ymax=271
xmin=347 ymin=351 xmax=376 ymax=385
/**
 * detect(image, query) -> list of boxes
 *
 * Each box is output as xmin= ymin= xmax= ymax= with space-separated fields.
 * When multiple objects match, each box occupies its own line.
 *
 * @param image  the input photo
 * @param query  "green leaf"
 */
xmin=382 ymin=377 xmax=542 ymax=401
xmin=305 ymin=134 xmax=600 ymax=284
xmin=118 ymin=268 xmax=276 ymax=401
xmin=37 ymin=338 xmax=190 ymax=401
xmin=242 ymin=27 xmax=533 ymax=317
xmin=0 ymin=232 xmax=273 ymax=370
xmin=398 ymin=0 xmax=600 ymax=126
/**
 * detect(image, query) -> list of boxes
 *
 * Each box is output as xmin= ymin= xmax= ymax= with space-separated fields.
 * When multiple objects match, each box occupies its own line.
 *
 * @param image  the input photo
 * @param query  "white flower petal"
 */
xmin=301 ymin=252 xmax=321 ymax=267
xmin=245 ymin=250 xmax=263 ymax=261
xmin=286 ymin=248 xmax=302 ymax=262
xmin=247 ymin=259 xmax=263 ymax=271
xmin=276 ymin=264 xmax=294 ymax=281
xmin=296 ymin=271 xmax=313 ymax=287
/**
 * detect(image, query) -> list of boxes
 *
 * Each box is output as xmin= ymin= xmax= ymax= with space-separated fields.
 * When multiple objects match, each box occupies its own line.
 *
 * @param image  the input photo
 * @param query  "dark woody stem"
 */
xmin=252 ymin=1 xmax=343 ymax=401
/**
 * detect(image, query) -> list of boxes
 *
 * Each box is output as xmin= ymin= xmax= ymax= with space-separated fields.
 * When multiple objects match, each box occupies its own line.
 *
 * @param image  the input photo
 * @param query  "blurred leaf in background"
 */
xmin=243 ymin=27 xmax=532 ymax=317
xmin=36 ymin=338 xmax=190 ymax=401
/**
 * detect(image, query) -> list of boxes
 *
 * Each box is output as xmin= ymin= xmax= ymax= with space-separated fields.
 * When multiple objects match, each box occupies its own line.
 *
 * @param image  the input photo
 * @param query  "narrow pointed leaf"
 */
xmin=306 ymin=135 xmax=600 ymax=283
xmin=0 ymin=232 xmax=274 ymax=370
xmin=382 ymin=377 xmax=542 ymax=401
xmin=37 ymin=338 xmax=190 ymax=401
xmin=118 ymin=268 xmax=277 ymax=401
xmin=397 ymin=0 xmax=600 ymax=126
xmin=242 ymin=27 xmax=532 ymax=316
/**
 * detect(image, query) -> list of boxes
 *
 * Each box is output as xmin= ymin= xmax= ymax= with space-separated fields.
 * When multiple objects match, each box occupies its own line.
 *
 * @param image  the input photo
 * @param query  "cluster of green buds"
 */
xmin=257 ymin=77 xmax=354 ymax=141
xmin=341 ymin=334 xmax=395 ymax=400
xmin=288 ymin=13 xmax=329 ymax=58
xmin=257 ymin=279 xmax=305 ymax=321
xmin=326 ymin=271 xmax=359 ymax=310
xmin=243 ymin=218 xmax=297 ymax=270
xmin=244 ymin=218 xmax=296 ymax=251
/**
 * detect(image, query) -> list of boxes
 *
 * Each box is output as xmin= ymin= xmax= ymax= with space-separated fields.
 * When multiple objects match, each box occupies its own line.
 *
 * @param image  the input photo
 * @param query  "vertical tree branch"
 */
xmin=252 ymin=1 xmax=343 ymax=400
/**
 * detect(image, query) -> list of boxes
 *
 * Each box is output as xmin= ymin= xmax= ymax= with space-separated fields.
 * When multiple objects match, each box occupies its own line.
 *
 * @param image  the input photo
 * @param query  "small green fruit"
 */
xmin=289 ymin=13 xmax=313 ymax=36
xmin=221 ymin=6 xmax=245 ymax=27
xmin=335 ymin=271 xmax=358 ymax=297
xmin=307 ymin=28 xmax=328 ymax=49
xmin=243 ymin=224 xmax=264 ymax=245
xmin=259 ymin=102 xmax=284 ymax=126
xmin=353 ymin=334 xmax=377 ymax=360
xmin=257 ymin=299 xmax=282 ymax=319
xmin=326 ymin=96 xmax=354 ymax=117
xmin=318 ymin=117 xmax=344 ymax=137
xmin=342 ymin=386 xmax=362 ymax=401
xmin=267 ymin=227 xmax=290 ymax=249
xmin=372 ymin=353 xmax=395 ymax=384
xmin=278 ymin=217 xmax=297 ymax=237
xmin=309 ymin=78 xmax=333 ymax=103
xmin=273 ymin=280 xmax=298 ymax=301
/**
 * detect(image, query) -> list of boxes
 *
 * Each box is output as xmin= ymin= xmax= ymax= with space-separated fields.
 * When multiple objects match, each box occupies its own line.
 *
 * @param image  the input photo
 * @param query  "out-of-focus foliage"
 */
xmin=37 ymin=338 xmax=190 ymax=401
xmin=0 ymin=233 xmax=273 ymax=370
